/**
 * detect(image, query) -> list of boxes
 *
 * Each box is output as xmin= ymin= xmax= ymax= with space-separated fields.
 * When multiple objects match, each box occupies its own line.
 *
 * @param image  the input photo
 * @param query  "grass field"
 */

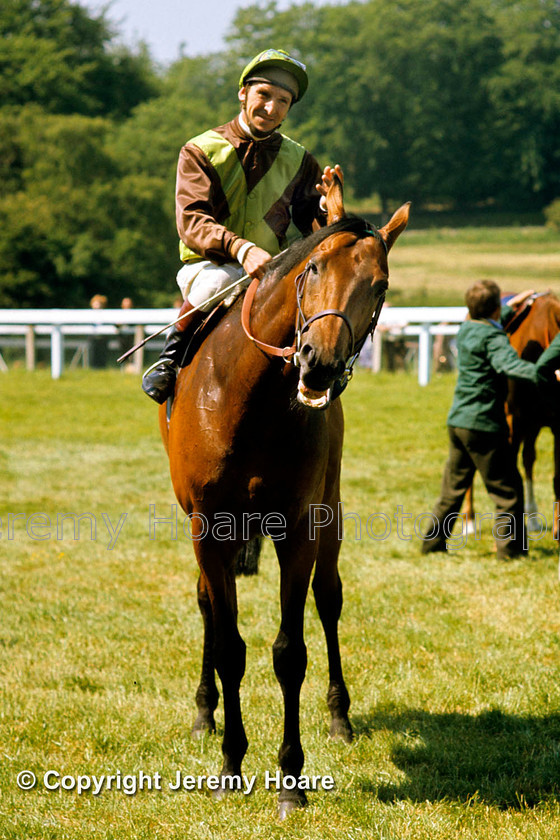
xmin=386 ymin=225 xmax=560 ymax=308
xmin=1 ymin=368 xmax=560 ymax=839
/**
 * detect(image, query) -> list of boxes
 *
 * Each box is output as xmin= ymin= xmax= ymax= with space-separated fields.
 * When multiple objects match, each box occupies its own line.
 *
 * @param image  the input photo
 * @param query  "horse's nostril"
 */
xmin=333 ymin=359 xmax=345 ymax=377
xmin=300 ymin=343 xmax=315 ymax=364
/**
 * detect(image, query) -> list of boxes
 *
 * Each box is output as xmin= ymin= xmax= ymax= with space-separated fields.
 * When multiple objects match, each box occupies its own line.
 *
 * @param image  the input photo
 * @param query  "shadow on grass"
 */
xmin=354 ymin=706 xmax=560 ymax=808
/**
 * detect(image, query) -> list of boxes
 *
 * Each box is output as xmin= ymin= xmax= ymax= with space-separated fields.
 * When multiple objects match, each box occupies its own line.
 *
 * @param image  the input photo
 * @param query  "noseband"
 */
xmin=292 ymin=265 xmax=356 ymax=366
xmin=240 ymin=231 xmax=387 ymax=382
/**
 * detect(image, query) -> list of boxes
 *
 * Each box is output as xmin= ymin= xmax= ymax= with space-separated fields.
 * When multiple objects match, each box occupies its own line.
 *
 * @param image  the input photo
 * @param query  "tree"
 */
xmin=0 ymin=109 xmax=176 ymax=308
xmin=222 ymin=0 xmax=560 ymax=210
xmin=0 ymin=0 xmax=169 ymax=308
xmin=487 ymin=0 xmax=560 ymax=205
xmin=0 ymin=0 xmax=159 ymax=117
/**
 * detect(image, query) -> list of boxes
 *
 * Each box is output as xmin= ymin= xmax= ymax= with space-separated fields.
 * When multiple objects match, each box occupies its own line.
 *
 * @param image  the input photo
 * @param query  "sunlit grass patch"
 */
xmin=1 ymin=368 xmax=559 ymax=838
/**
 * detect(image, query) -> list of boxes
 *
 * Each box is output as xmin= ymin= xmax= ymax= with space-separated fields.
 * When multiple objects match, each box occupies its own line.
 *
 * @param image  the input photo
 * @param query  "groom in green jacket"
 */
xmin=422 ymin=280 xmax=560 ymax=559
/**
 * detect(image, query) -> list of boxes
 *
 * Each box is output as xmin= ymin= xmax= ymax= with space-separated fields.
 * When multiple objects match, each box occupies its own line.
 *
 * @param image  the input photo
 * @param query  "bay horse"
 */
xmin=158 ymin=177 xmax=409 ymax=816
xmin=464 ymin=292 xmax=560 ymax=539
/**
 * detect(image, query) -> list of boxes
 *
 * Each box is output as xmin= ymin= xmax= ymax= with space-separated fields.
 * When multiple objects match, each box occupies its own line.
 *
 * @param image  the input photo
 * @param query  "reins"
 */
xmin=240 ymin=264 xmax=355 ymax=364
xmin=241 ymin=276 xmax=297 ymax=361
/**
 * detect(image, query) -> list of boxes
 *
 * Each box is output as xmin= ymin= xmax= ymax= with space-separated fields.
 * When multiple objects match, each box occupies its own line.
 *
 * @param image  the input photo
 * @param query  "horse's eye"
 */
xmin=307 ymin=261 xmax=318 ymax=274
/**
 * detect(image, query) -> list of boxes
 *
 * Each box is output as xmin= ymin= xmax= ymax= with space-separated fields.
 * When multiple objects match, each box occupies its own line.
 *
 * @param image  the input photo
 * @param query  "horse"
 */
xmin=158 ymin=177 xmax=409 ymax=817
xmin=464 ymin=292 xmax=560 ymax=539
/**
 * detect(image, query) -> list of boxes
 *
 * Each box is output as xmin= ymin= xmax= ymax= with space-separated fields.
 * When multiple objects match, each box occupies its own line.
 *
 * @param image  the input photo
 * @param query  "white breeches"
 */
xmin=176 ymin=261 xmax=248 ymax=312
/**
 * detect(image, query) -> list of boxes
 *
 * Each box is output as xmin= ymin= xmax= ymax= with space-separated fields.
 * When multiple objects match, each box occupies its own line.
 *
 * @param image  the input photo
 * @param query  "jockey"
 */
xmin=142 ymin=48 xmax=341 ymax=403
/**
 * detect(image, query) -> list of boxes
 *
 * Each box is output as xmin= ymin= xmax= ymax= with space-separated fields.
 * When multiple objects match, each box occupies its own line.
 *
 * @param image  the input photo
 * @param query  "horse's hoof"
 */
xmin=330 ymin=716 xmax=353 ymax=743
xmin=278 ymin=795 xmax=307 ymax=820
xmin=191 ymin=713 xmax=216 ymax=738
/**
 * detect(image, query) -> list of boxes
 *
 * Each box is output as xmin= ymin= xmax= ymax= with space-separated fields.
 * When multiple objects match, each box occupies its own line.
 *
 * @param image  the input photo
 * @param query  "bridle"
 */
xmin=241 ymin=231 xmax=387 ymax=388
xmin=293 ymin=265 xmax=356 ymax=366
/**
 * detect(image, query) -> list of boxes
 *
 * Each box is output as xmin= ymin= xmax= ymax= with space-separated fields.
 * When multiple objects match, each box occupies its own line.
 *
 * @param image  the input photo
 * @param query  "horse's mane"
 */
xmin=264 ymin=215 xmax=380 ymax=282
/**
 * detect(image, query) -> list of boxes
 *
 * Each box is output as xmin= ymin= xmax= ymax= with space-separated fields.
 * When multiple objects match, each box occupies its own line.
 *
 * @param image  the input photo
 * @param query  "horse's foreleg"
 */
xmin=197 ymin=546 xmax=248 ymax=787
xmin=273 ymin=535 xmax=315 ymax=817
xmin=312 ymin=519 xmax=352 ymax=743
xmin=192 ymin=572 xmax=219 ymax=736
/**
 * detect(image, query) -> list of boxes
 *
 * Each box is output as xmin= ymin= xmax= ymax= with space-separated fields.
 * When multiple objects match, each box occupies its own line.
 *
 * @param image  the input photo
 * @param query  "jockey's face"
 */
xmin=238 ymin=82 xmax=293 ymax=137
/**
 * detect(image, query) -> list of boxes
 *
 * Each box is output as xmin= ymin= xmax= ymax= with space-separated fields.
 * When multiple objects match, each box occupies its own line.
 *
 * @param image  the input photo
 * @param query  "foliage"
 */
xmin=225 ymin=0 xmax=560 ymax=211
xmin=0 ymin=0 xmax=158 ymax=117
xmin=0 ymin=108 xmax=177 ymax=307
xmin=1 ymin=0 xmax=560 ymax=307
xmin=488 ymin=0 xmax=560 ymax=206
xmin=544 ymin=198 xmax=560 ymax=230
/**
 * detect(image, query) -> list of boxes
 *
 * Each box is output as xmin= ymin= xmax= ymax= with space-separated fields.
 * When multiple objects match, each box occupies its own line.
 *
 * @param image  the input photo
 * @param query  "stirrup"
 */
xmin=142 ymin=357 xmax=175 ymax=379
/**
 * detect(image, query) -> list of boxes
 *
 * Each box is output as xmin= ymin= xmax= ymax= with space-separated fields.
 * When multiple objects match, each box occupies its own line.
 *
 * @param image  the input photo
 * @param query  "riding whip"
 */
xmin=116 ymin=271 xmax=251 ymax=363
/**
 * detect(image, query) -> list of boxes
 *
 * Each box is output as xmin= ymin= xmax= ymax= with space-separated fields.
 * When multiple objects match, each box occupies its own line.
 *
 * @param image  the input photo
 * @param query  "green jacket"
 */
xmin=447 ymin=306 xmax=560 ymax=433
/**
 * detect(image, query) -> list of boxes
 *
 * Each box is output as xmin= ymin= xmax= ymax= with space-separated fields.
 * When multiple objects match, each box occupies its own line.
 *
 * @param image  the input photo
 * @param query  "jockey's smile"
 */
xmin=238 ymin=82 xmax=293 ymax=138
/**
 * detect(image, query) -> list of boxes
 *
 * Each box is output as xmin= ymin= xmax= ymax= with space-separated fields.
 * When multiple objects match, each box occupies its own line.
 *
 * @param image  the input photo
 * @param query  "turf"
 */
xmin=1 ymin=368 xmax=560 ymax=839
xmin=382 ymin=225 xmax=560 ymax=307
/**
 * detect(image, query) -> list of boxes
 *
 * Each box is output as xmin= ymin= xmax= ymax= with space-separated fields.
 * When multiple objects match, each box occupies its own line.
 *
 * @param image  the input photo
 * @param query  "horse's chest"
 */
xmin=193 ymin=424 xmax=329 ymax=513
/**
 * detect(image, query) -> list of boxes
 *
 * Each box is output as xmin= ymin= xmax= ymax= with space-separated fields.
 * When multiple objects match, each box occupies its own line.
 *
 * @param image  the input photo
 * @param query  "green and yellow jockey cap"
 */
xmin=239 ymin=49 xmax=309 ymax=102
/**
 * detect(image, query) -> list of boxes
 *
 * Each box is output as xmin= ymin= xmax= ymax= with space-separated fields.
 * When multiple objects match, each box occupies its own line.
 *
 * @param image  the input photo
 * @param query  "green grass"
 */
xmin=386 ymin=225 xmax=560 ymax=307
xmin=339 ymin=207 xmax=560 ymax=307
xmin=1 ymin=369 xmax=560 ymax=839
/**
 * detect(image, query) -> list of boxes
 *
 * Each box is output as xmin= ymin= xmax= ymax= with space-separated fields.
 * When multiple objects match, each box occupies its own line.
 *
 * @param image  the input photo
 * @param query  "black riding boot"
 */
xmin=142 ymin=301 xmax=201 ymax=404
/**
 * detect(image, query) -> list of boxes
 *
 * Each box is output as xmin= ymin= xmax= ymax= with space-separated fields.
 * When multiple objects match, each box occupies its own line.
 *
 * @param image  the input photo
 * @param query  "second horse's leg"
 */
xmin=463 ymin=483 xmax=476 ymax=536
xmin=522 ymin=431 xmax=539 ymax=526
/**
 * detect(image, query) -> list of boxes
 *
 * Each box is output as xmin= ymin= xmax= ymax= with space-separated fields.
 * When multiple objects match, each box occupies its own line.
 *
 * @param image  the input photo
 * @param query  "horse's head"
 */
xmin=295 ymin=176 xmax=410 ymax=408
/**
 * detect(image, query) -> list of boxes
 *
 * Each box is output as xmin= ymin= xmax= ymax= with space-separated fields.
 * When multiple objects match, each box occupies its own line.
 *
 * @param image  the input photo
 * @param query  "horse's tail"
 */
xmin=235 ymin=537 xmax=262 ymax=576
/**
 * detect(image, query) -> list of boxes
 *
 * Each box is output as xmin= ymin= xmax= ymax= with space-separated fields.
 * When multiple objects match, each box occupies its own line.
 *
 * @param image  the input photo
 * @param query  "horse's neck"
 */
xmin=515 ymin=298 xmax=560 ymax=350
xmin=548 ymin=300 xmax=560 ymax=342
xmin=250 ymin=266 xmax=300 ymax=350
xmin=195 ymin=264 xmax=301 ymax=399
xmin=537 ymin=297 xmax=560 ymax=346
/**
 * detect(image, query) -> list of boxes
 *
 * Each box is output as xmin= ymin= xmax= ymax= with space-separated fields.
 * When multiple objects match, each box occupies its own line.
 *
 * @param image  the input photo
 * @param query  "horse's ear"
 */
xmin=326 ymin=173 xmax=346 ymax=225
xmin=378 ymin=202 xmax=411 ymax=252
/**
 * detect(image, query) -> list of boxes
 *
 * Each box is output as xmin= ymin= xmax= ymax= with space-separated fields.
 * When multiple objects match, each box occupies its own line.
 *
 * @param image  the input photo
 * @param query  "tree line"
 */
xmin=1 ymin=0 xmax=559 ymax=308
